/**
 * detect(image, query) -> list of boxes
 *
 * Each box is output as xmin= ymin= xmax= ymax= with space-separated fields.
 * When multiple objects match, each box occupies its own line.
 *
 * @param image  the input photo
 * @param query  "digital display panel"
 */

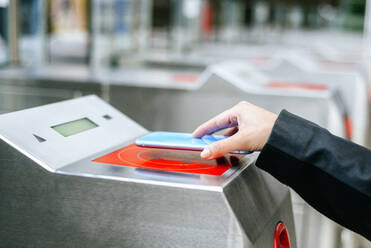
xmin=52 ymin=118 xmax=98 ymax=137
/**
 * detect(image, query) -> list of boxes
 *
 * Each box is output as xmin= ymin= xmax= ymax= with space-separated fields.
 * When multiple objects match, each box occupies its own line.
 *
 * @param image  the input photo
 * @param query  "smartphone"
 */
xmin=135 ymin=131 xmax=251 ymax=154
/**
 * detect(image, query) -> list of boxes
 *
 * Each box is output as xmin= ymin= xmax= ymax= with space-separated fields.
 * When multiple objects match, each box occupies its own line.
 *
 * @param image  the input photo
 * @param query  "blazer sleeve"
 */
xmin=256 ymin=110 xmax=371 ymax=241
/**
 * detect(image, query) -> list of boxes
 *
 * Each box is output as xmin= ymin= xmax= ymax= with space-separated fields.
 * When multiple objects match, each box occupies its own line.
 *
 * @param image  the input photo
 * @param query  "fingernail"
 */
xmin=201 ymin=147 xmax=211 ymax=159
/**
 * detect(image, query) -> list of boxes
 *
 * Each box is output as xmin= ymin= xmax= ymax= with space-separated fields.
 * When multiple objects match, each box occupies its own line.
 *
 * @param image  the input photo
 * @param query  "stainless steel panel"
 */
xmin=105 ymin=64 xmax=348 ymax=248
xmin=109 ymin=73 xmax=335 ymax=133
xmin=0 ymin=76 xmax=103 ymax=114
xmin=0 ymin=96 xmax=296 ymax=247
xmin=0 ymin=138 xmax=296 ymax=248
xmin=0 ymin=84 xmax=74 ymax=112
xmin=262 ymin=62 xmax=369 ymax=146
xmin=0 ymin=95 xmax=147 ymax=171
xmin=59 ymin=150 xmax=257 ymax=191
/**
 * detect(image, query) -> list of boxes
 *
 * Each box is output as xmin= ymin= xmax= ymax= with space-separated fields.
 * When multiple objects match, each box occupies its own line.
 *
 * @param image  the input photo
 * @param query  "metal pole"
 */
xmin=364 ymin=0 xmax=371 ymax=60
xmin=138 ymin=0 xmax=152 ymax=55
xmin=40 ymin=0 xmax=48 ymax=66
xmin=7 ymin=0 xmax=19 ymax=65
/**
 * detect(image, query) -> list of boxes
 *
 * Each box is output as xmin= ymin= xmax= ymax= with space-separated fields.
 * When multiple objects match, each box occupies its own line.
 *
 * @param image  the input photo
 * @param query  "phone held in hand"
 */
xmin=135 ymin=131 xmax=251 ymax=154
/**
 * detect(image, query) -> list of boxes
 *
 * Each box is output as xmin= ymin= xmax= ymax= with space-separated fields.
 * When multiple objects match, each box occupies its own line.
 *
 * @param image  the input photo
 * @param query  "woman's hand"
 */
xmin=192 ymin=101 xmax=278 ymax=160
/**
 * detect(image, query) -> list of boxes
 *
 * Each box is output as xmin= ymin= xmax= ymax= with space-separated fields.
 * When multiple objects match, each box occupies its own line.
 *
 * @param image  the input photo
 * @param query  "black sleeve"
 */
xmin=256 ymin=110 xmax=371 ymax=241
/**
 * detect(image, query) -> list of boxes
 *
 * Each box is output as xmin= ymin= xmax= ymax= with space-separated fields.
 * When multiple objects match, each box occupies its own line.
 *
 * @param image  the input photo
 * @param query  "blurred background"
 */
xmin=0 ymin=0 xmax=370 ymax=247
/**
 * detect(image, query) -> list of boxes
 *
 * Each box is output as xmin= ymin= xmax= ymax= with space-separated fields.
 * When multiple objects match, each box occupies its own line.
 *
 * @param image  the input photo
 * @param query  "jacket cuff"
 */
xmin=256 ymin=110 xmax=319 ymax=184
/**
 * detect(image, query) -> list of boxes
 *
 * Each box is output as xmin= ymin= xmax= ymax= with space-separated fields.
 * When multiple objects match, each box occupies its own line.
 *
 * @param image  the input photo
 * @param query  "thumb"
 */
xmin=200 ymin=134 xmax=243 ymax=160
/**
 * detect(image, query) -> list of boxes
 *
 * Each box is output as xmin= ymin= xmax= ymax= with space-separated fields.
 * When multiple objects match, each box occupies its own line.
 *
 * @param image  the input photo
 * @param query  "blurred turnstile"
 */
xmin=259 ymin=58 xmax=369 ymax=145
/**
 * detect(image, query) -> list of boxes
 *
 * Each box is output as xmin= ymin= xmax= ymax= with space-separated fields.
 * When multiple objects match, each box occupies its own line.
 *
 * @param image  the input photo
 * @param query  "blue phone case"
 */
xmin=135 ymin=131 xmax=251 ymax=154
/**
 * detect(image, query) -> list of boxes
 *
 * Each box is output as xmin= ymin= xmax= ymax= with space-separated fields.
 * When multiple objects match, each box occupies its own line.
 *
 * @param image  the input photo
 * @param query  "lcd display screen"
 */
xmin=52 ymin=118 xmax=98 ymax=137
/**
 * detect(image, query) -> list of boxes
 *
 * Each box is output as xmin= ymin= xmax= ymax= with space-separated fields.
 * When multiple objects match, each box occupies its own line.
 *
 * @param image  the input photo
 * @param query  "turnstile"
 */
xmin=207 ymin=61 xmax=370 ymax=248
xmin=0 ymin=95 xmax=296 ymax=248
xmin=260 ymin=58 xmax=369 ymax=146
xmin=106 ymin=62 xmax=366 ymax=248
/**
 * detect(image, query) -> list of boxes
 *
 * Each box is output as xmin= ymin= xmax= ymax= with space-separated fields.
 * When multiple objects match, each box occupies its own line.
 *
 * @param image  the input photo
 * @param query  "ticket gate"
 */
xmin=204 ymin=62 xmax=369 ymax=248
xmin=106 ymin=63 xmax=357 ymax=248
xmin=260 ymin=58 xmax=369 ymax=146
xmin=0 ymin=95 xmax=296 ymax=248
xmin=108 ymin=64 xmax=345 ymax=137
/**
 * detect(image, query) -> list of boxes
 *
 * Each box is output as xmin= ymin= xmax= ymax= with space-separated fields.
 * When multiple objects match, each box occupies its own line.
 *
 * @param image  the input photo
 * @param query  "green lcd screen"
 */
xmin=52 ymin=118 xmax=98 ymax=137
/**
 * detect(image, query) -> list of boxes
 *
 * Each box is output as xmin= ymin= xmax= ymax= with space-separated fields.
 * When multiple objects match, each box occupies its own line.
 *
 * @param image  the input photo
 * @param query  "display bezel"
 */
xmin=52 ymin=118 xmax=98 ymax=137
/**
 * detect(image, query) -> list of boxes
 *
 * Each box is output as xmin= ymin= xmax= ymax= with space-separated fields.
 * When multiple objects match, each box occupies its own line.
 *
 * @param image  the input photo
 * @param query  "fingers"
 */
xmin=192 ymin=108 xmax=238 ymax=138
xmin=224 ymin=127 xmax=238 ymax=136
xmin=200 ymin=134 xmax=244 ymax=160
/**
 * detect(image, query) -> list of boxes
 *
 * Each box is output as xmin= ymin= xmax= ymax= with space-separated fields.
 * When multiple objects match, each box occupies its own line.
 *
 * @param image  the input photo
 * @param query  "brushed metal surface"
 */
xmin=0 ymin=96 xmax=296 ymax=247
xmin=0 ymin=95 xmax=147 ymax=171
xmin=0 ymin=138 xmax=296 ymax=248
xmin=104 ymin=64 xmax=350 ymax=248
xmin=108 ymin=73 xmax=339 ymax=134
xmin=59 ymin=149 xmax=259 ymax=192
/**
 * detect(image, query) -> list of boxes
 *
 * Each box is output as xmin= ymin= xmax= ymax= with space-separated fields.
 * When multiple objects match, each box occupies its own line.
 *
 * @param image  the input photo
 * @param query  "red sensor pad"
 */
xmin=93 ymin=144 xmax=239 ymax=176
xmin=274 ymin=222 xmax=291 ymax=248
xmin=267 ymin=81 xmax=328 ymax=91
